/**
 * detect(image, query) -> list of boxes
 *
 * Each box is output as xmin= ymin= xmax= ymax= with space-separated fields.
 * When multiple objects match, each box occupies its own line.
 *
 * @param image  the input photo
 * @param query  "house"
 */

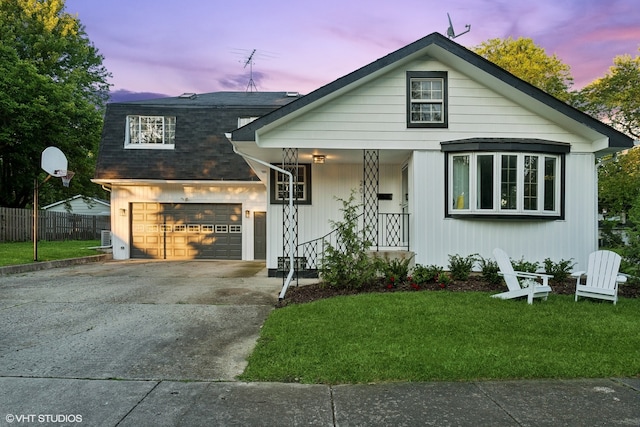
xmin=42 ymin=195 xmax=111 ymax=216
xmin=92 ymin=91 xmax=300 ymax=260
xmin=228 ymin=32 xmax=635 ymax=279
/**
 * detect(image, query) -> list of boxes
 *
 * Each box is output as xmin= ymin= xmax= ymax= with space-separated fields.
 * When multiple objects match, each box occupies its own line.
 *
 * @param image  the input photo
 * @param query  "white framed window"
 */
xmin=448 ymin=152 xmax=562 ymax=217
xmin=201 ymin=225 xmax=214 ymax=232
xmin=215 ymin=225 xmax=228 ymax=233
xmin=187 ymin=224 xmax=200 ymax=233
xmin=160 ymin=225 xmax=172 ymax=232
xmin=174 ymin=225 xmax=186 ymax=232
xmin=407 ymin=71 xmax=447 ymax=128
xmin=270 ymin=164 xmax=312 ymax=204
xmin=237 ymin=117 xmax=259 ymax=128
xmin=229 ymin=225 xmax=242 ymax=233
xmin=125 ymin=115 xmax=176 ymax=149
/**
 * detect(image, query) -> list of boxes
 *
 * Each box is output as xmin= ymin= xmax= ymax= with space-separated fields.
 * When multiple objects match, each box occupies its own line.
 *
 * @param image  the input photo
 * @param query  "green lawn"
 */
xmin=240 ymin=291 xmax=640 ymax=384
xmin=0 ymin=240 xmax=101 ymax=266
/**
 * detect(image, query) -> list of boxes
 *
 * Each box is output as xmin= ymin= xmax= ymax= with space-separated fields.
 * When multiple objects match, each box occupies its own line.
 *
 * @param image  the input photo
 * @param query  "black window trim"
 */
xmin=441 ymin=139 xmax=568 ymax=220
xmin=269 ymin=163 xmax=312 ymax=205
xmin=406 ymin=71 xmax=448 ymax=128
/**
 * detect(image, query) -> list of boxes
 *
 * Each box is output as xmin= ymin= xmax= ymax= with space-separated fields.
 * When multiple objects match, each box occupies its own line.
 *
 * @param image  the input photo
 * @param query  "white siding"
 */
xmin=109 ymin=183 xmax=266 ymax=260
xmin=258 ymin=59 xmax=593 ymax=152
xmin=411 ymin=151 xmax=597 ymax=271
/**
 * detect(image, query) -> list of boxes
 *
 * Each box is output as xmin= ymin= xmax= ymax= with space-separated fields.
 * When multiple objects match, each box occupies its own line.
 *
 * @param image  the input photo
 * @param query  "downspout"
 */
xmin=226 ymin=135 xmax=295 ymax=300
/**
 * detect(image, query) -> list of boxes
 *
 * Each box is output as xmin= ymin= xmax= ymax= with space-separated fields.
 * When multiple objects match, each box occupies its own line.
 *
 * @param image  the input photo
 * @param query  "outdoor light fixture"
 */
xmin=313 ymin=155 xmax=326 ymax=164
xmin=245 ymin=210 xmax=250 ymax=218
xmin=119 ymin=208 xmax=127 ymax=216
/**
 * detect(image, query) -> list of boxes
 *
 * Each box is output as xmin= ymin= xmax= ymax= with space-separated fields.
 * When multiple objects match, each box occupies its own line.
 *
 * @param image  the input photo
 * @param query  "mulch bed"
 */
xmin=276 ymin=275 xmax=640 ymax=307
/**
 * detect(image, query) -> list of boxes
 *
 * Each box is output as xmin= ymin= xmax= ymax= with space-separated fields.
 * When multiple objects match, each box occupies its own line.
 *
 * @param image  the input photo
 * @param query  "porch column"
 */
xmin=282 ymin=148 xmax=299 ymax=282
xmin=363 ymin=149 xmax=379 ymax=249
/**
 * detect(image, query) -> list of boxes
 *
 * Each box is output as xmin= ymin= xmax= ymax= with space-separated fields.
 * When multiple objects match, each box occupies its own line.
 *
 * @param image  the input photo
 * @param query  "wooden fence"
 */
xmin=0 ymin=207 xmax=110 ymax=242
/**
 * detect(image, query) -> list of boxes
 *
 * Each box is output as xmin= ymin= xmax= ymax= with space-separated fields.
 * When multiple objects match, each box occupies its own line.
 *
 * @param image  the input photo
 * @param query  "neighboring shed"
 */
xmin=42 ymin=195 xmax=111 ymax=216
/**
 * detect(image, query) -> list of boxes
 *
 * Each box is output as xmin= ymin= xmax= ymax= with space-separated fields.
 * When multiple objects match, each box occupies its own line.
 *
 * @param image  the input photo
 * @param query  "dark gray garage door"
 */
xmin=131 ymin=203 xmax=242 ymax=260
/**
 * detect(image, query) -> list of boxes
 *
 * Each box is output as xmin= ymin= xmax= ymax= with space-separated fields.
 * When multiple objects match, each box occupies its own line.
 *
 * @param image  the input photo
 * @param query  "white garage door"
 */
xmin=131 ymin=203 xmax=242 ymax=260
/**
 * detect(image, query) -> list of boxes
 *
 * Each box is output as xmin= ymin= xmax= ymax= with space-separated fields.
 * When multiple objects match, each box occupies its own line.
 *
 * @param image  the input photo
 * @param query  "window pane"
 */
xmin=477 ymin=155 xmax=494 ymax=209
xmin=275 ymin=166 xmax=306 ymax=201
xmin=129 ymin=117 xmax=140 ymax=143
xmin=142 ymin=116 xmax=164 ymax=143
xmin=410 ymin=104 xmax=442 ymax=123
xmin=523 ymin=155 xmax=538 ymax=210
xmin=501 ymin=155 xmax=517 ymax=210
xmin=452 ymin=155 xmax=469 ymax=209
xmin=411 ymin=79 xmax=442 ymax=100
xmin=165 ymin=117 xmax=176 ymax=144
xmin=544 ymin=157 xmax=556 ymax=211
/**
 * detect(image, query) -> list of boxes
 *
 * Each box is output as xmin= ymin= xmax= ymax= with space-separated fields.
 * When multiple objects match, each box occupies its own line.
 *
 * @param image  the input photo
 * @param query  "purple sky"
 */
xmin=64 ymin=0 xmax=640 ymax=102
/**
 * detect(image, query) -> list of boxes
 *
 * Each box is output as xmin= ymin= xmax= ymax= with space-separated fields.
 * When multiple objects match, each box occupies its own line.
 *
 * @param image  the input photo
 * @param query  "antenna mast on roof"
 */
xmin=243 ymin=49 xmax=258 ymax=92
xmin=446 ymin=13 xmax=471 ymax=39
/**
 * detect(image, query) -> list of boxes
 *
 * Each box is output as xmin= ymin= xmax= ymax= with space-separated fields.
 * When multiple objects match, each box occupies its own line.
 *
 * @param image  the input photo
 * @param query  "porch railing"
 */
xmin=292 ymin=213 xmax=409 ymax=277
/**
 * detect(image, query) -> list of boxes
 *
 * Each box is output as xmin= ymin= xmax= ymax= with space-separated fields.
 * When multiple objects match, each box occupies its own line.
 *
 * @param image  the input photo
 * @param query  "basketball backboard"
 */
xmin=41 ymin=146 xmax=68 ymax=177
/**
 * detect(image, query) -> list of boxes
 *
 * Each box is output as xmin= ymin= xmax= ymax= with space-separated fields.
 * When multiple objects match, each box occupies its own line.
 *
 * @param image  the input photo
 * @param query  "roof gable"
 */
xmin=231 ymin=32 xmax=633 ymax=151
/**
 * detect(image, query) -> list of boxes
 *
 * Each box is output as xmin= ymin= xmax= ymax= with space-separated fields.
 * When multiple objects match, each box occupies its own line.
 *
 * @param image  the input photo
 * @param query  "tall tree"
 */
xmin=598 ymin=147 xmax=640 ymax=217
xmin=473 ymin=37 xmax=574 ymax=102
xmin=0 ymin=0 xmax=110 ymax=208
xmin=578 ymin=49 xmax=640 ymax=139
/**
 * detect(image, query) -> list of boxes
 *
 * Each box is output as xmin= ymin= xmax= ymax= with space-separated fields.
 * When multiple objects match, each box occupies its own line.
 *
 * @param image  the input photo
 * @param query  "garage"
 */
xmin=130 ymin=203 xmax=242 ymax=260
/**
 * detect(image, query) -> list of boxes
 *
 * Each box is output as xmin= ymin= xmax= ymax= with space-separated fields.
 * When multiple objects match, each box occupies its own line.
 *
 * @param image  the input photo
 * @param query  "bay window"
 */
xmin=443 ymin=140 xmax=568 ymax=218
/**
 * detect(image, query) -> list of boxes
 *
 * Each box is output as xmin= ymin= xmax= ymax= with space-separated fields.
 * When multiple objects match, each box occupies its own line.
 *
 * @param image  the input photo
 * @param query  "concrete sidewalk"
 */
xmin=1 ymin=377 xmax=639 ymax=426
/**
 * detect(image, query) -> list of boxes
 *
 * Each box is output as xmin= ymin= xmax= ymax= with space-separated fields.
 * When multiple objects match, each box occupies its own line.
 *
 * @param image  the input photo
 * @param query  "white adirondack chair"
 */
xmin=572 ymin=250 xmax=626 ymax=305
xmin=491 ymin=248 xmax=553 ymax=304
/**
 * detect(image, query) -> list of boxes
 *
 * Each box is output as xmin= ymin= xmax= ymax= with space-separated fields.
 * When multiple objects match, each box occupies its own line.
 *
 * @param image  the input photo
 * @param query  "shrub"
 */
xmin=543 ymin=258 xmax=576 ymax=282
xmin=437 ymin=272 xmax=451 ymax=288
xmin=411 ymin=263 xmax=443 ymax=284
xmin=511 ymin=258 xmax=539 ymax=273
xmin=447 ymin=254 xmax=477 ymax=281
xmin=375 ymin=254 xmax=414 ymax=287
xmin=477 ymin=255 xmax=501 ymax=284
xmin=620 ymin=195 xmax=640 ymax=285
xmin=320 ymin=190 xmax=376 ymax=289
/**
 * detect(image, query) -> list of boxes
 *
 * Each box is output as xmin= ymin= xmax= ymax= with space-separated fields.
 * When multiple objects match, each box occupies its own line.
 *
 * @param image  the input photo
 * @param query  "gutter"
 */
xmin=225 ymin=134 xmax=295 ymax=300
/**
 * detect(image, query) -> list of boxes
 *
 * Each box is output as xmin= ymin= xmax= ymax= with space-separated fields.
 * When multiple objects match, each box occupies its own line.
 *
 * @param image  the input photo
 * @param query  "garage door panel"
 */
xmin=131 ymin=203 xmax=242 ymax=260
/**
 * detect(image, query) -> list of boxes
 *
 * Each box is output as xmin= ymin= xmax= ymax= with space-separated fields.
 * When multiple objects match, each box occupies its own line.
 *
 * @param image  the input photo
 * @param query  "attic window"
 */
xmin=406 ymin=71 xmax=448 ymax=128
xmin=238 ymin=117 xmax=259 ymax=128
xmin=125 ymin=115 xmax=176 ymax=149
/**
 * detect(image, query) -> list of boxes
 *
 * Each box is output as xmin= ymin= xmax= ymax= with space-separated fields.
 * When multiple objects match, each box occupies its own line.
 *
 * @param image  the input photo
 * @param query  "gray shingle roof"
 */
xmin=95 ymin=92 xmax=299 ymax=181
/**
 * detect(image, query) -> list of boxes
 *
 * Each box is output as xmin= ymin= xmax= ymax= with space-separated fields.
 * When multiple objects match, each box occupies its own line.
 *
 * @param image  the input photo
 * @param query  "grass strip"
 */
xmin=0 ymin=240 xmax=101 ymax=266
xmin=240 ymin=292 xmax=640 ymax=384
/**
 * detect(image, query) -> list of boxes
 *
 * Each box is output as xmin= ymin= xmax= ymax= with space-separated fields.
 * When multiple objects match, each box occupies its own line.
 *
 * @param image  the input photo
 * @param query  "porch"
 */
xmin=275 ymin=211 xmax=410 ymax=278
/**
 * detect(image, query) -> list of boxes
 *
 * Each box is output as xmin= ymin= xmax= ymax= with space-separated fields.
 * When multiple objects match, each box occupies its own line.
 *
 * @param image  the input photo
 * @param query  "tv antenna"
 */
xmin=243 ymin=49 xmax=258 ymax=92
xmin=446 ymin=13 xmax=471 ymax=39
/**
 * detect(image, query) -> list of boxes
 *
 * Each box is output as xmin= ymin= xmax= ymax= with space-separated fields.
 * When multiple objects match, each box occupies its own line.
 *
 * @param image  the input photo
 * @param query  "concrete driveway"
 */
xmin=0 ymin=260 xmax=282 ymax=381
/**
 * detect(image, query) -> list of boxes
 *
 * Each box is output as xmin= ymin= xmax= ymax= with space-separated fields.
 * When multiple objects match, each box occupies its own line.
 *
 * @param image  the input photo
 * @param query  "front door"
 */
xmin=254 ymin=211 xmax=267 ymax=260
